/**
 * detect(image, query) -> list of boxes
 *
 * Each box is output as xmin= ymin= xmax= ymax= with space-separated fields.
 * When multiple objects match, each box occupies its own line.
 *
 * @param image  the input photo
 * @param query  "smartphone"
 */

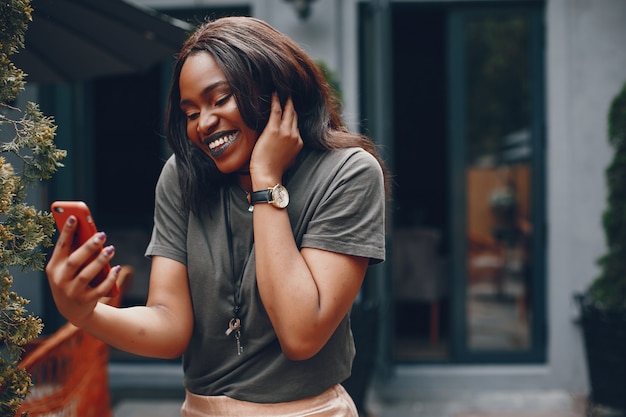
xmin=50 ymin=201 xmax=119 ymax=297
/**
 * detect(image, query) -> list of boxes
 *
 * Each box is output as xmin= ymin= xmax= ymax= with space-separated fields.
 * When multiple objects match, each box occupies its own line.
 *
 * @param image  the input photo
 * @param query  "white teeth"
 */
xmin=208 ymin=133 xmax=236 ymax=150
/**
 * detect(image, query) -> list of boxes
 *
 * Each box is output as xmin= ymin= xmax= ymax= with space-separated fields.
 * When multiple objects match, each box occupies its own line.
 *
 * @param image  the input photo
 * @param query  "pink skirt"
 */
xmin=181 ymin=384 xmax=358 ymax=417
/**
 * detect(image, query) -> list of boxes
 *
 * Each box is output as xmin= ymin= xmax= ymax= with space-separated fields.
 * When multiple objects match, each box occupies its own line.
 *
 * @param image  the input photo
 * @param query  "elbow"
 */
xmin=160 ymin=352 xmax=184 ymax=360
xmin=279 ymin=336 xmax=325 ymax=361
xmin=145 ymin=340 xmax=187 ymax=360
xmin=159 ymin=344 xmax=187 ymax=360
xmin=155 ymin=329 xmax=191 ymax=359
xmin=282 ymin=345 xmax=319 ymax=361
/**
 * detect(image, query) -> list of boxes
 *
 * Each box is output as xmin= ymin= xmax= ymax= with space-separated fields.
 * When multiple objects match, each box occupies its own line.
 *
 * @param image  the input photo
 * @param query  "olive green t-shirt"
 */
xmin=145 ymin=147 xmax=385 ymax=403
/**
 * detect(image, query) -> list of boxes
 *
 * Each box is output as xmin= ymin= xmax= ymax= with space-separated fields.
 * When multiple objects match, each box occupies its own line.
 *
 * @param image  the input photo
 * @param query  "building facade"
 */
xmin=18 ymin=0 xmax=626 ymax=401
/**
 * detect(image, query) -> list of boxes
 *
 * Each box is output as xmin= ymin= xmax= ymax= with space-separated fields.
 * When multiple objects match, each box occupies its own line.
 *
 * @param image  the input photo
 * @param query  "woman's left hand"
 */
xmin=249 ymin=94 xmax=303 ymax=188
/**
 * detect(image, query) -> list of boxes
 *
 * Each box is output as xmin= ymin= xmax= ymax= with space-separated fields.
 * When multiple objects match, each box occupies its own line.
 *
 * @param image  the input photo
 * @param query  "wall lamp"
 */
xmin=284 ymin=0 xmax=317 ymax=20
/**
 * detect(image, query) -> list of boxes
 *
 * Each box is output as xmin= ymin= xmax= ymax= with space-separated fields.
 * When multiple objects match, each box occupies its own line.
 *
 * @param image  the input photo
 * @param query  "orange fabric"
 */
xmin=16 ymin=324 xmax=112 ymax=417
xmin=16 ymin=266 xmax=132 ymax=417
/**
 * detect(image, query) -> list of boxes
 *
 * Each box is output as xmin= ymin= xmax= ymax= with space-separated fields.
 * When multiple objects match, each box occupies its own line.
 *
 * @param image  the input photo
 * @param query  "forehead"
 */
xmin=179 ymin=52 xmax=227 ymax=95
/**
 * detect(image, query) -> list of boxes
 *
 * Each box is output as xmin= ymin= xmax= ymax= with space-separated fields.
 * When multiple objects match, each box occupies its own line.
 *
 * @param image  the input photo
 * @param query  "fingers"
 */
xmin=251 ymin=94 xmax=303 ymax=187
xmin=45 ymin=220 xmax=120 ymax=323
xmin=269 ymin=92 xmax=282 ymax=116
xmin=271 ymin=94 xmax=301 ymax=146
xmin=95 ymin=265 xmax=123 ymax=301
xmin=73 ymin=244 xmax=115 ymax=290
xmin=270 ymin=94 xmax=298 ymax=127
xmin=47 ymin=215 xmax=116 ymax=296
xmin=281 ymin=96 xmax=299 ymax=134
xmin=49 ymin=215 xmax=78 ymax=260
xmin=65 ymin=232 xmax=108 ymax=277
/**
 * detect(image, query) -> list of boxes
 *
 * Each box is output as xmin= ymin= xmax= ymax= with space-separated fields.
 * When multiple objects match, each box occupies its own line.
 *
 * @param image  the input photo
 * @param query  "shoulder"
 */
xmin=290 ymin=148 xmax=383 ymax=197
xmin=153 ymin=155 xmax=185 ymax=210
xmin=156 ymin=155 xmax=179 ymax=187
xmin=344 ymin=147 xmax=383 ymax=170
xmin=161 ymin=154 xmax=178 ymax=176
xmin=308 ymin=147 xmax=382 ymax=175
xmin=328 ymin=147 xmax=384 ymax=184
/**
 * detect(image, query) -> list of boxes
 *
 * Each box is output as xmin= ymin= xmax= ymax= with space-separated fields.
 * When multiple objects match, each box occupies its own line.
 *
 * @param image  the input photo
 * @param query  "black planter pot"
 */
xmin=576 ymin=294 xmax=626 ymax=412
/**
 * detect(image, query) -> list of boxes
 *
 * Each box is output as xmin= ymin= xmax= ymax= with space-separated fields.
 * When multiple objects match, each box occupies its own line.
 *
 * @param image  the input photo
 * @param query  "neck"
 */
xmin=237 ymin=175 xmax=252 ymax=194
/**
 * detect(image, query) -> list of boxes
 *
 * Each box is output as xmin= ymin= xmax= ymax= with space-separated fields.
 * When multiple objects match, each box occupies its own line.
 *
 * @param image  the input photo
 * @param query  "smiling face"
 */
xmin=179 ymin=52 xmax=259 ymax=175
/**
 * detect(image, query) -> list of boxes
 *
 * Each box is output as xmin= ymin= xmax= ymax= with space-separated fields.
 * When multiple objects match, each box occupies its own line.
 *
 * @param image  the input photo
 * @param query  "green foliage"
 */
xmin=590 ymin=81 xmax=626 ymax=310
xmin=0 ymin=0 xmax=31 ymax=104
xmin=315 ymin=60 xmax=343 ymax=112
xmin=466 ymin=17 xmax=530 ymax=164
xmin=0 ymin=272 xmax=43 ymax=416
xmin=0 ymin=0 xmax=66 ymax=415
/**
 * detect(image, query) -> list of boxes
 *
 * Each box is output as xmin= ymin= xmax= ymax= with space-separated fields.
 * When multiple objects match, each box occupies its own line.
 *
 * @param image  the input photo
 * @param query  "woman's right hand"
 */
xmin=45 ymin=215 xmax=120 ymax=327
xmin=249 ymin=94 xmax=303 ymax=189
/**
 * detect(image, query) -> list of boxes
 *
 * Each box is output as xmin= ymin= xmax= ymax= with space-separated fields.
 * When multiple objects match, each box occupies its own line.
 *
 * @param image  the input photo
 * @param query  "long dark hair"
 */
xmin=165 ymin=16 xmax=387 ymax=214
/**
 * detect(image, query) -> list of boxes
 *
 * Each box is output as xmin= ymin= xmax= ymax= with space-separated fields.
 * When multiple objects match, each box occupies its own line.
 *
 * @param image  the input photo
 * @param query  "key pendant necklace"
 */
xmin=223 ymin=187 xmax=252 ymax=355
xmin=225 ymin=317 xmax=243 ymax=355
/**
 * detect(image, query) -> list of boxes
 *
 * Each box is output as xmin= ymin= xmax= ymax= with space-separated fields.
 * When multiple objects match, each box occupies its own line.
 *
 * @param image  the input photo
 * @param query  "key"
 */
xmin=225 ymin=318 xmax=241 ymax=336
xmin=235 ymin=330 xmax=243 ymax=355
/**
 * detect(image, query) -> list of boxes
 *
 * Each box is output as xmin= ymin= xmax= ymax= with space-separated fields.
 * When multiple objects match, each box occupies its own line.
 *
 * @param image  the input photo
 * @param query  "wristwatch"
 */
xmin=248 ymin=184 xmax=290 ymax=209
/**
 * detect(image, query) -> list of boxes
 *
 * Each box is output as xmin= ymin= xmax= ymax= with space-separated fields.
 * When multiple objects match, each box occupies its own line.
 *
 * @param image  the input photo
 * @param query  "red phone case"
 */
xmin=51 ymin=201 xmax=119 ymax=297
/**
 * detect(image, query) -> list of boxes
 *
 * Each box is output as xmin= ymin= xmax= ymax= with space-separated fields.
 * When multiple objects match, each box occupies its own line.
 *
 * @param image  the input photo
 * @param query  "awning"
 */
xmin=12 ymin=0 xmax=192 ymax=84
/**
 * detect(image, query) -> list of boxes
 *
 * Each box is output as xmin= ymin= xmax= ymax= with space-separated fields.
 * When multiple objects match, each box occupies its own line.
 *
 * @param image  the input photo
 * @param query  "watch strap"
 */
xmin=249 ymin=188 xmax=273 ymax=205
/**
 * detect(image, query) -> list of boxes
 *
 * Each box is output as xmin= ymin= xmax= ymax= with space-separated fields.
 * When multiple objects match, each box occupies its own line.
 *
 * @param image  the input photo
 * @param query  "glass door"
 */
xmin=361 ymin=1 xmax=545 ymax=364
xmin=448 ymin=6 xmax=545 ymax=362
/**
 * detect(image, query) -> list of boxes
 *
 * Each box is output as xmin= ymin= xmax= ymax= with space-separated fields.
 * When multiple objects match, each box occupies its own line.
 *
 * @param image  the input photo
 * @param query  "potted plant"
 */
xmin=0 ymin=0 xmax=66 ymax=415
xmin=576 ymin=80 xmax=626 ymax=413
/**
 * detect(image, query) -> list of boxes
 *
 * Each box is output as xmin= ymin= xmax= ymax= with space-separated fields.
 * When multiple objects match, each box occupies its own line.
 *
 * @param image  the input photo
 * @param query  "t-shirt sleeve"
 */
xmin=144 ymin=156 xmax=188 ymax=265
xmin=301 ymin=149 xmax=386 ymax=264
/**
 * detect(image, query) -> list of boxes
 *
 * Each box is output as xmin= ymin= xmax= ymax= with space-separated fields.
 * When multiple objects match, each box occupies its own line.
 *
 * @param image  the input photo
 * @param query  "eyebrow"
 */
xmin=179 ymin=80 xmax=229 ymax=108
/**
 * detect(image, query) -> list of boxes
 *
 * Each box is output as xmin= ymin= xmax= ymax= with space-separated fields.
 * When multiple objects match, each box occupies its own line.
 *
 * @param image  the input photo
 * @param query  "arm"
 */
xmin=46 ymin=218 xmax=193 ymax=359
xmin=250 ymin=95 xmax=370 ymax=360
xmin=253 ymin=206 xmax=368 ymax=360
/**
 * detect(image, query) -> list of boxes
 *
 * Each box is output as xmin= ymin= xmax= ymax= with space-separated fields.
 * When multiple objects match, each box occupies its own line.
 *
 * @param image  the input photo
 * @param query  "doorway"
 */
xmin=360 ymin=1 xmax=546 ymax=364
xmin=390 ymin=5 xmax=450 ymax=362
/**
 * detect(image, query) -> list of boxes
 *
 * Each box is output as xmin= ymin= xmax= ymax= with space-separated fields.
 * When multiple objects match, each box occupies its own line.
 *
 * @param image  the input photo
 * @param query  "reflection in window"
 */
xmin=464 ymin=16 xmax=533 ymax=351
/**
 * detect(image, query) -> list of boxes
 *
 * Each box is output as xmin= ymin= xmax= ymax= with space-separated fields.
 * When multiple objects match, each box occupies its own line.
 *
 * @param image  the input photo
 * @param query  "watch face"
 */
xmin=271 ymin=185 xmax=289 ymax=208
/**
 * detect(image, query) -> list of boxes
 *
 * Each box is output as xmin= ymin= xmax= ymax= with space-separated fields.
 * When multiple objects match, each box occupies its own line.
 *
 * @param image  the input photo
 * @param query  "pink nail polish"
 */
xmin=104 ymin=245 xmax=115 ymax=256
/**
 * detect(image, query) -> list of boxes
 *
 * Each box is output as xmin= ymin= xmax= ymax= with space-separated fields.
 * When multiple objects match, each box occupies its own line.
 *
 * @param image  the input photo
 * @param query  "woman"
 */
xmin=46 ymin=16 xmax=386 ymax=416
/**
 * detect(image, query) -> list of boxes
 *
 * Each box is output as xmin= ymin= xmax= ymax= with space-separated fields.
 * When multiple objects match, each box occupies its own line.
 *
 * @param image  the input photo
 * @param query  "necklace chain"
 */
xmin=224 ymin=186 xmax=253 ymax=355
xmin=237 ymin=183 xmax=253 ymax=212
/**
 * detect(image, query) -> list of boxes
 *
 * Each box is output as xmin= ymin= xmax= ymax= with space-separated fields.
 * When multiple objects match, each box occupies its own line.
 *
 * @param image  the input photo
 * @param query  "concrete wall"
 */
xmin=546 ymin=0 xmax=626 ymax=394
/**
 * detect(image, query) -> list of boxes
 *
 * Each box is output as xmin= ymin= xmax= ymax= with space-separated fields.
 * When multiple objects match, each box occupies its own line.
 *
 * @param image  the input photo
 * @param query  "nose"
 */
xmin=197 ymin=109 xmax=218 ymax=135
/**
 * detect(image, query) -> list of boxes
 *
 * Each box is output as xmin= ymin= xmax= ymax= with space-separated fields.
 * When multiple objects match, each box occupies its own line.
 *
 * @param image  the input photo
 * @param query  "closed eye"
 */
xmin=215 ymin=94 xmax=232 ymax=107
